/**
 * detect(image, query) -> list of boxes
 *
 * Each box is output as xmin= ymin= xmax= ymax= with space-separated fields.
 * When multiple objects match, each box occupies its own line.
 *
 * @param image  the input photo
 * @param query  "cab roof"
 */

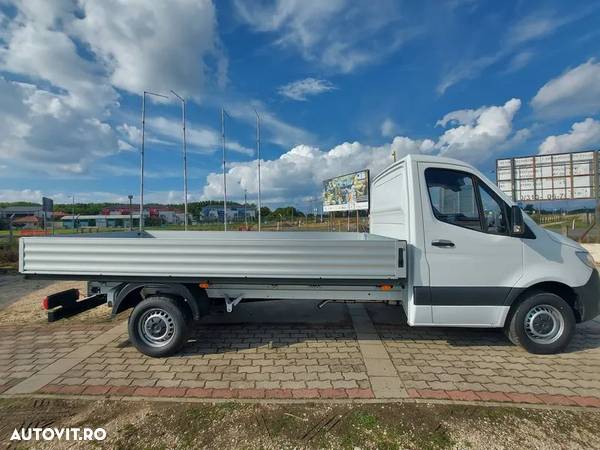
xmin=373 ymin=154 xmax=476 ymax=184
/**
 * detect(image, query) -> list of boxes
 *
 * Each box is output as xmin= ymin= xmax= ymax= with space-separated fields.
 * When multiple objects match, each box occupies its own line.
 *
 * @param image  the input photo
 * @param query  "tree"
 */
xmin=267 ymin=207 xmax=305 ymax=221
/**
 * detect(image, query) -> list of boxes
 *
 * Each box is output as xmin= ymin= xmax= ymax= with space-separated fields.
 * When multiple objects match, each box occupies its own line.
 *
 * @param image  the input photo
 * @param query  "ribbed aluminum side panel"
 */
xmin=20 ymin=232 xmax=404 ymax=280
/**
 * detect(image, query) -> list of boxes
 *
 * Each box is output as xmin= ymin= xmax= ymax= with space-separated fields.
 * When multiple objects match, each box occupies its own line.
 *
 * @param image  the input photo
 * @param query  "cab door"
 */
xmin=418 ymin=163 xmax=523 ymax=326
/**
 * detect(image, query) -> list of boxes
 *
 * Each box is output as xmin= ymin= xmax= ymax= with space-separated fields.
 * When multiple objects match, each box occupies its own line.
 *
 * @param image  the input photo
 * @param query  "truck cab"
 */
xmin=371 ymin=154 xmax=600 ymax=353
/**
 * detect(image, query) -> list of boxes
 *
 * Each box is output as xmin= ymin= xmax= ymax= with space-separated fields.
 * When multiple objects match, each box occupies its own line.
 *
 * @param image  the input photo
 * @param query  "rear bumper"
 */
xmin=574 ymin=268 xmax=600 ymax=322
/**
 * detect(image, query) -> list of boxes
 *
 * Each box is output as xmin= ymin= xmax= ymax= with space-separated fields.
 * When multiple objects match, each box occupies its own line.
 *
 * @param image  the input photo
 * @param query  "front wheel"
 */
xmin=506 ymin=291 xmax=575 ymax=354
xmin=128 ymin=296 xmax=190 ymax=357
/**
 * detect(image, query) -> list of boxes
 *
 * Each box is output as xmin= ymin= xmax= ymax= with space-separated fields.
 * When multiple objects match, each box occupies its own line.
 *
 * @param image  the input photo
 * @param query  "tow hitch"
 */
xmin=42 ymin=288 xmax=106 ymax=322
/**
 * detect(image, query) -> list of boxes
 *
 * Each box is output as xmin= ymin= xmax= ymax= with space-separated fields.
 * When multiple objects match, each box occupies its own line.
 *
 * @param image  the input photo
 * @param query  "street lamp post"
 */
xmin=170 ymin=90 xmax=188 ymax=231
xmin=140 ymin=90 xmax=168 ymax=234
xmin=254 ymin=109 xmax=262 ymax=231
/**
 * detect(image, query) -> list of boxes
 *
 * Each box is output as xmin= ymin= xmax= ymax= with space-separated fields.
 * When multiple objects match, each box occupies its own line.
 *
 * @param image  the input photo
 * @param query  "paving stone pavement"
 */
xmin=0 ymin=323 xmax=115 ymax=394
xmin=2 ymin=302 xmax=600 ymax=407
xmin=371 ymin=306 xmax=600 ymax=407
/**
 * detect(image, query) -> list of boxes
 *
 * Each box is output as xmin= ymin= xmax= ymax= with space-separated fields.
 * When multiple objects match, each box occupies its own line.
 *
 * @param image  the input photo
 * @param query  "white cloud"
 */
xmin=0 ymin=189 xmax=126 ymax=204
xmin=234 ymin=0 xmax=416 ymax=73
xmin=0 ymin=188 xmax=195 ymax=205
xmin=531 ymin=59 xmax=600 ymax=119
xmin=278 ymin=78 xmax=336 ymax=101
xmin=435 ymin=99 xmax=522 ymax=164
xmin=117 ymin=124 xmax=142 ymax=144
xmin=0 ymin=78 xmax=119 ymax=174
xmin=201 ymin=137 xmax=433 ymax=203
xmin=200 ymin=98 xmax=523 ymax=203
xmin=0 ymin=17 xmax=118 ymax=114
xmin=506 ymin=13 xmax=571 ymax=46
xmin=221 ymin=101 xmax=315 ymax=149
xmin=437 ymin=54 xmax=500 ymax=95
xmin=148 ymin=117 xmax=254 ymax=156
xmin=538 ymin=118 xmax=600 ymax=155
xmin=71 ymin=0 xmax=226 ymax=99
xmin=503 ymin=50 xmax=534 ymax=74
xmin=0 ymin=0 xmax=227 ymax=176
xmin=380 ymin=118 xmax=399 ymax=138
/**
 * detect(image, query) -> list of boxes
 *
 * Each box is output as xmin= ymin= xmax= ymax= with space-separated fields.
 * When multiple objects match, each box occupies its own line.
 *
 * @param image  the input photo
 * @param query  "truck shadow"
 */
xmin=366 ymin=304 xmax=600 ymax=354
xmin=171 ymin=301 xmax=600 ymax=356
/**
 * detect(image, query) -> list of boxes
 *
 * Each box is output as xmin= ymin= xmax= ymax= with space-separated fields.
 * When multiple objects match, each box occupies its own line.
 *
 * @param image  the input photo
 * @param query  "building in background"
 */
xmin=200 ymin=205 xmax=256 ymax=222
xmin=61 ymin=214 xmax=141 ymax=229
xmin=11 ymin=215 xmax=41 ymax=229
xmin=101 ymin=205 xmax=190 ymax=225
xmin=0 ymin=205 xmax=46 ymax=220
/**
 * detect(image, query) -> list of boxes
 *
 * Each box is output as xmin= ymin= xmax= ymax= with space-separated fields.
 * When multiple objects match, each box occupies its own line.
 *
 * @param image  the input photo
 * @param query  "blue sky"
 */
xmin=0 ymin=0 xmax=599 ymax=209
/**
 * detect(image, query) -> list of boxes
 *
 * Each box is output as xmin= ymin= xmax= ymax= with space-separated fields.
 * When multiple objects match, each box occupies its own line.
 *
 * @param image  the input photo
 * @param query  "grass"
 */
xmin=3 ymin=398 xmax=599 ymax=449
xmin=0 ymin=238 xmax=17 ymax=270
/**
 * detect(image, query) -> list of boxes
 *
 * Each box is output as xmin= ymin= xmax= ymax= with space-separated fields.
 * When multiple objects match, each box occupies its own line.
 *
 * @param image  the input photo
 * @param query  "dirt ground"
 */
xmin=1 ymin=397 xmax=600 ymax=449
xmin=0 ymin=274 xmax=112 ymax=325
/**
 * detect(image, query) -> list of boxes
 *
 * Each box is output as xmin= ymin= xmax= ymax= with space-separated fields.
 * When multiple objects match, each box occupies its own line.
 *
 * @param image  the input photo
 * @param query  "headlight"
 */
xmin=576 ymin=251 xmax=596 ymax=269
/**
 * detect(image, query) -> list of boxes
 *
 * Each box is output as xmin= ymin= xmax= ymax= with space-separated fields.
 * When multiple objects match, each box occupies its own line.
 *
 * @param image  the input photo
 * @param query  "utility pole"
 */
xmin=72 ymin=195 xmax=75 ymax=231
xmin=171 ymin=90 xmax=188 ymax=231
xmin=221 ymin=107 xmax=230 ymax=231
xmin=140 ymin=90 xmax=168 ymax=234
xmin=128 ymin=195 xmax=133 ymax=231
xmin=254 ymin=109 xmax=262 ymax=231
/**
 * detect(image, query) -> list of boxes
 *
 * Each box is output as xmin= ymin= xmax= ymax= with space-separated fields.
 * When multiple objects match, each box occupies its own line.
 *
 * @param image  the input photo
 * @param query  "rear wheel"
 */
xmin=128 ymin=296 xmax=190 ymax=357
xmin=506 ymin=291 xmax=575 ymax=354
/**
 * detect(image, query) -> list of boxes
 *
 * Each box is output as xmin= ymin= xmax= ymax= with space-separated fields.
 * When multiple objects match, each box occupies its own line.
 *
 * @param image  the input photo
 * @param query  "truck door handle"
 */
xmin=431 ymin=239 xmax=455 ymax=248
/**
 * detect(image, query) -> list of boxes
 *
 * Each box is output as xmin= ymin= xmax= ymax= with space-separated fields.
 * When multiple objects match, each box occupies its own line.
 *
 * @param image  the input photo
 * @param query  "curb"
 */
xmin=2 ymin=392 xmax=599 ymax=412
xmin=21 ymin=384 xmax=600 ymax=409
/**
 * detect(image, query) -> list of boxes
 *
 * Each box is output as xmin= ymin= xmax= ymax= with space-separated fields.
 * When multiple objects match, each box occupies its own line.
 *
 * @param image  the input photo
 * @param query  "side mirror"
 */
xmin=511 ymin=205 xmax=525 ymax=236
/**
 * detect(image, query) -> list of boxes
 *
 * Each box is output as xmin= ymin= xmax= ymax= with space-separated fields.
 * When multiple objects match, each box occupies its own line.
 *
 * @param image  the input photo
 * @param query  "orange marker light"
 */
xmin=199 ymin=282 xmax=209 ymax=289
xmin=379 ymin=285 xmax=393 ymax=291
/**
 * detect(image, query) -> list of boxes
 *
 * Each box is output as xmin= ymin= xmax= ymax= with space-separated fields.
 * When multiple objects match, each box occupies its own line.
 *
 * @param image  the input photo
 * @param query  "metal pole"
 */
xmin=594 ymin=151 xmax=600 ymax=226
xmin=140 ymin=91 xmax=168 ymax=235
xmin=171 ymin=90 xmax=188 ymax=231
xmin=128 ymin=195 xmax=133 ymax=231
xmin=72 ymin=195 xmax=75 ymax=231
xmin=244 ymin=189 xmax=248 ymax=229
xmin=140 ymin=92 xmax=145 ymax=234
xmin=254 ymin=109 xmax=262 ymax=231
xmin=221 ymin=107 xmax=228 ymax=231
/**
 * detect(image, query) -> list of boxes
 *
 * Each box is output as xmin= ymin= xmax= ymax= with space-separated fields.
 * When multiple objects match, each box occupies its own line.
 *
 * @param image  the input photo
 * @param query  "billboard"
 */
xmin=323 ymin=170 xmax=370 ymax=212
xmin=496 ymin=150 xmax=598 ymax=202
xmin=42 ymin=196 xmax=54 ymax=213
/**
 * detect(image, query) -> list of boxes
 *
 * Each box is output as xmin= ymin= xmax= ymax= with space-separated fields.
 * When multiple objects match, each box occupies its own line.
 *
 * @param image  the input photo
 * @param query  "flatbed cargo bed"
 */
xmin=20 ymin=231 xmax=406 ymax=281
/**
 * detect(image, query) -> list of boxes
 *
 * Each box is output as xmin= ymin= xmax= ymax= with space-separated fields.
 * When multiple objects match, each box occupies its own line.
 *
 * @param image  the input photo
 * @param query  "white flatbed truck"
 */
xmin=19 ymin=155 xmax=600 ymax=356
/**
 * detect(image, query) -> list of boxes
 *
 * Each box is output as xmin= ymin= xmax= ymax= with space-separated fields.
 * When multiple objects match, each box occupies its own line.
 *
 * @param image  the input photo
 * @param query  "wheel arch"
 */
xmin=506 ymin=281 xmax=580 ymax=325
xmin=112 ymin=282 xmax=209 ymax=320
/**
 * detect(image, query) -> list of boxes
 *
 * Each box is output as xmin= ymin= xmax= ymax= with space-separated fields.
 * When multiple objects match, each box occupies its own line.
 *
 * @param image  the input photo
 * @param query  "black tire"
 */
xmin=128 ymin=296 xmax=190 ymax=357
xmin=506 ymin=291 xmax=575 ymax=354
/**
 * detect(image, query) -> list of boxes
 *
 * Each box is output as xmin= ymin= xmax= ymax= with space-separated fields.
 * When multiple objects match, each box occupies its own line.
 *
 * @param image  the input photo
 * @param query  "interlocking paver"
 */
xmin=375 ymin=309 xmax=600 ymax=406
xmin=4 ymin=304 xmax=600 ymax=406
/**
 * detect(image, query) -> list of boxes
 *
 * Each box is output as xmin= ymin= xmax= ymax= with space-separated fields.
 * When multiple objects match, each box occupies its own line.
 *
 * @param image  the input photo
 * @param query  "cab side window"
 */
xmin=478 ymin=183 xmax=508 ymax=235
xmin=425 ymin=168 xmax=482 ymax=231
